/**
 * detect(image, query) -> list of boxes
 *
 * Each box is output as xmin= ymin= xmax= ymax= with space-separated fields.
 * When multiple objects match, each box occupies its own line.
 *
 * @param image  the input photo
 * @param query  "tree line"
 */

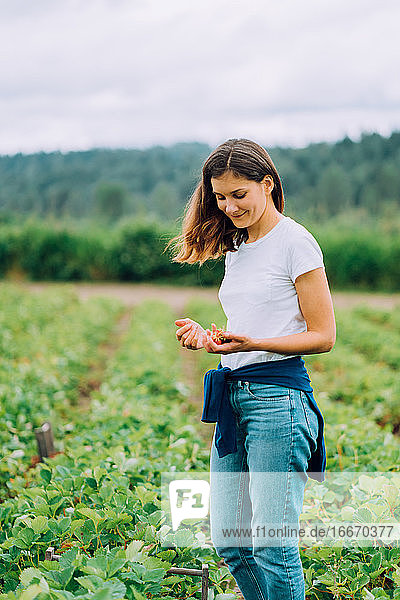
xmin=0 ymin=131 xmax=399 ymax=224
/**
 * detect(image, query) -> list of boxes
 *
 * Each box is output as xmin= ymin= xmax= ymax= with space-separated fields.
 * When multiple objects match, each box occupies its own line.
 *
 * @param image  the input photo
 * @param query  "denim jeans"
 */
xmin=210 ymin=380 xmax=319 ymax=600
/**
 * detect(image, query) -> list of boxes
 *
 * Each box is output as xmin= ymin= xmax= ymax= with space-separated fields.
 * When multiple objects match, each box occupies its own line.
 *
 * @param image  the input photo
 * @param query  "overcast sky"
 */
xmin=1 ymin=0 xmax=399 ymax=155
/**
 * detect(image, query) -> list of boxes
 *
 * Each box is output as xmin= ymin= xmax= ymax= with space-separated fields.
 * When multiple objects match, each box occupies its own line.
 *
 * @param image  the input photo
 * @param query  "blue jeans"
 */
xmin=210 ymin=380 xmax=319 ymax=600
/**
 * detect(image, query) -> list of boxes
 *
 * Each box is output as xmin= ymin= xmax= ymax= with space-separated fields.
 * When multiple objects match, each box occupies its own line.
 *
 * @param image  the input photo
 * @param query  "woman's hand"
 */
xmin=175 ymin=318 xmax=206 ymax=350
xmin=204 ymin=323 xmax=254 ymax=354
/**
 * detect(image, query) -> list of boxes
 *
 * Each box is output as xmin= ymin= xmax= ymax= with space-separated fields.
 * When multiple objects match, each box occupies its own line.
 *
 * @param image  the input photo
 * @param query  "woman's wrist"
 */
xmin=248 ymin=337 xmax=262 ymax=352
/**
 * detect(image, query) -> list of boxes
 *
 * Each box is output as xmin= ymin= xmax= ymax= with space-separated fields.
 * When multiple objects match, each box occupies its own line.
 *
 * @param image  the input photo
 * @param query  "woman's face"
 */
xmin=211 ymin=170 xmax=273 ymax=226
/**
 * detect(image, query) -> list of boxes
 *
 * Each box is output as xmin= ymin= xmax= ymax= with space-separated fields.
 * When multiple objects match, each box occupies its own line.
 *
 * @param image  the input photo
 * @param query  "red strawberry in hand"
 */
xmin=211 ymin=325 xmax=230 ymax=345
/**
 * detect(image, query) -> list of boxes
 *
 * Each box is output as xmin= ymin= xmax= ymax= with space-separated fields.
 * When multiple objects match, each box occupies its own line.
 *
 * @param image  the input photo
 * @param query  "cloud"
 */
xmin=0 ymin=0 xmax=399 ymax=154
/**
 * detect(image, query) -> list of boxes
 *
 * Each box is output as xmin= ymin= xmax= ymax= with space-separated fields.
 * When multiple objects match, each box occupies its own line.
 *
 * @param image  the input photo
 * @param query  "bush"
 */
xmin=0 ymin=216 xmax=398 ymax=290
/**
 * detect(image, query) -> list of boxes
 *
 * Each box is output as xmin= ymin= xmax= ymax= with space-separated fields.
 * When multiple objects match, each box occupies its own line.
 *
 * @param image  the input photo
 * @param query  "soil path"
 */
xmin=14 ymin=281 xmax=400 ymax=312
xmin=75 ymin=307 xmax=133 ymax=414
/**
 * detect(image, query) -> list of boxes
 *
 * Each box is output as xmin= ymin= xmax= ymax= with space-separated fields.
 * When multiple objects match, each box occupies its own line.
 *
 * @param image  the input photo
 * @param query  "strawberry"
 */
xmin=211 ymin=328 xmax=230 ymax=345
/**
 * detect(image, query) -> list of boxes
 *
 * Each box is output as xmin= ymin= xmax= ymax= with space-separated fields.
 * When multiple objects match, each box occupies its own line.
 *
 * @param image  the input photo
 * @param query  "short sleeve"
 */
xmin=287 ymin=229 xmax=325 ymax=283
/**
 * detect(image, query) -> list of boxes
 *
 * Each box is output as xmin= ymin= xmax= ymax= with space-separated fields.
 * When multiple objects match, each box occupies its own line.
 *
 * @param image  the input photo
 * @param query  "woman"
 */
xmin=169 ymin=138 xmax=336 ymax=600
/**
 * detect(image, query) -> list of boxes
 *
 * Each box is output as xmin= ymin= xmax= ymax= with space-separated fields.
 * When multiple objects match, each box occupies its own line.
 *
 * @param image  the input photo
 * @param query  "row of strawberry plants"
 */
xmin=0 ymin=299 xmax=234 ymax=600
xmin=334 ymin=308 xmax=400 ymax=370
xmin=0 ymin=283 xmax=124 ymax=498
xmin=307 ymin=344 xmax=400 ymax=436
xmin=183 ymin=298 xmax=400 ymax=599
xmin=349 ymin=304 xmax=400 ymax=331
xmin=307 ymin=305 xmax=400 ymax=435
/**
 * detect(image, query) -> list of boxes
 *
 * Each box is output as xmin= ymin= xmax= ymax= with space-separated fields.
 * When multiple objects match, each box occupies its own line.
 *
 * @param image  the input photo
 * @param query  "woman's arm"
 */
xmin=251 ymin=267 xmax=336 ymax=355
xmin=203 ymin=267 xmax=336 ymax=355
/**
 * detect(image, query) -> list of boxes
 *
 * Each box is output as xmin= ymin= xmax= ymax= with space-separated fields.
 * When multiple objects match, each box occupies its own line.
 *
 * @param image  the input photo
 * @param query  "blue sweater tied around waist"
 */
xmin=201 ymin=356 xmax=326 ymax=482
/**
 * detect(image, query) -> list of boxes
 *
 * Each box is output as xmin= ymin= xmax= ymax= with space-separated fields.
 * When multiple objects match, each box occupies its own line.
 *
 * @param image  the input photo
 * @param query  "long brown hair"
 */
xmin=165 ymin=138 xmax=285 ymax=266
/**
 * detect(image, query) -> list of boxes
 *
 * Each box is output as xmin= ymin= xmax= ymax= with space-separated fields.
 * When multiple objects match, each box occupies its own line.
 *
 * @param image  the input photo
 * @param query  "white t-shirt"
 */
xmin=218 ymin=215 xmax=325 ymax=370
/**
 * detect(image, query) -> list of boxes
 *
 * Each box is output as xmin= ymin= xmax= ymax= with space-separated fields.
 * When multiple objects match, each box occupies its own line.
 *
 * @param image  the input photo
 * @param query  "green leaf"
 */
xmin=15 ymin=528 xmax=35 ymax=549
xmin=76 ymin=507 xmax=103 ymax=525
xmin=40 ymin=468 xmax=52 ymax=484
xmin=54 ymin=465 xmax=71 ymax=478
xmin=32 ymin=497 xmax=51 ymax=517
xmin=81 ymin=519 xmax=97 ymax=542
xmin=147 ymin=510 xmax=163 ymax=526
xmin=131 ymin=588 xmax=147 ymax=600
xmin=349 ymin=573 xmax=370 ymax=591
xmin=48 ymin=496 xmax=65 ymax=512
xmin=391 ymin=566 xmax=400 ymax=586
xmin=77 ymin=576 xmax=127 ymax=599
xmin=322 ymin=490 xmax=336 ymax=503
xmin=135 ymin=486 xmax=156 ymax=506
xmin=46 ymin=566 xmax=75 ymax=589
xmin=370 ymin=552 xmax=382 ymax=573
xmin=85 ymin=477 xmax=97 ymax=489
xmin=383 ymin=484 xmax=399 ymax=505
xmin=142 ymin=568 xmax=165 ymax=582
xmin=81 ymin=556 xmax=108 ymax=578
xmin=59 ymin=546 xmax=79 ymax=569
xmin=30 ymin=516 xmax=48 ymax=535
xmin=20 ymin=568 xmax=42 ymax=587
xmin=48 ymin=519 xmax=62 ymax=536
xmin=91 ymin=589 xmax=118 ymax=600
xmin=77 ymin=574 xmax=103 ymax=592
xmin=18 ymin=575 xmax=50 ymax=598
xmin=39 ymin=590 xmax=75 ymax=600
xmin=40 ymin=560 xmax=61 ymax=571
xmin=162 ymin=575 xmax=183 ymax=584
xmin=99 ymin=482 xmax=114 ymax=502
xmin=156 ymin=550 xmax=176 ymax=561
xmin=354 ymin=506 xmax=374 ymax=522
xmin=144 ymin=524 xmax=157 ymax=542
xmin=107 ymin=557 xmax=127 ymax=578
xmin=142 ymin=556 xmax=171 ymax=571
xmin=61 ymin=477 xmax=74 ymax=493
xmin=59 ymin=517 xmax=72 ymax=534
xmin=70 ymin=519 xmax=85 ymax=535
xmin=126 ymin=540 xmax=145 ymax=563
xmin=389 ymin=548 xmax=400 ymax=561
xmin=18 ymin=584 xmax=43 ymax=600
xmin=174 ymin=528 xmax=194 ymax=547
xmin=316 ymin=574 xmax=335 ymax=585
xmin=340 ymin=506 xmax=355 ymax=520
xmin=101 ymin=579 xmax=126 ymax=599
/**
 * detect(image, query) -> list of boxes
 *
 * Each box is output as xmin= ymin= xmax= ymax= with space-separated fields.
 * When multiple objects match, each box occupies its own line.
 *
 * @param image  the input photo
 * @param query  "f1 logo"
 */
xmin=169 ymin=479 xmax=210 ymax=530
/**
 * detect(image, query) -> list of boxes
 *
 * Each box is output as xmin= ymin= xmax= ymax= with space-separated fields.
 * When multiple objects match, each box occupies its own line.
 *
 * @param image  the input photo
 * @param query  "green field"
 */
xmin=0 ymin=283 xmax=399 ymax=599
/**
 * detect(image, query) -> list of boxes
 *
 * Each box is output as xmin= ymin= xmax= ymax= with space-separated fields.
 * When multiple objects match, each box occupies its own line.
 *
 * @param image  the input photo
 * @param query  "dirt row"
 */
xmin=75 ymin=308 xmax=133 ymax=414
xmin=14 ymin=281 xmax=400 ymax=313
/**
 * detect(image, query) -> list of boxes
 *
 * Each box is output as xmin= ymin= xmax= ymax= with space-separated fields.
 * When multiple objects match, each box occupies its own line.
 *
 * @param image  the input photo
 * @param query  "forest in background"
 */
xmin=0 ymin=131 xmax=400 ymax=227
xmin=1 ymin=130 xmax=399 ymax=290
